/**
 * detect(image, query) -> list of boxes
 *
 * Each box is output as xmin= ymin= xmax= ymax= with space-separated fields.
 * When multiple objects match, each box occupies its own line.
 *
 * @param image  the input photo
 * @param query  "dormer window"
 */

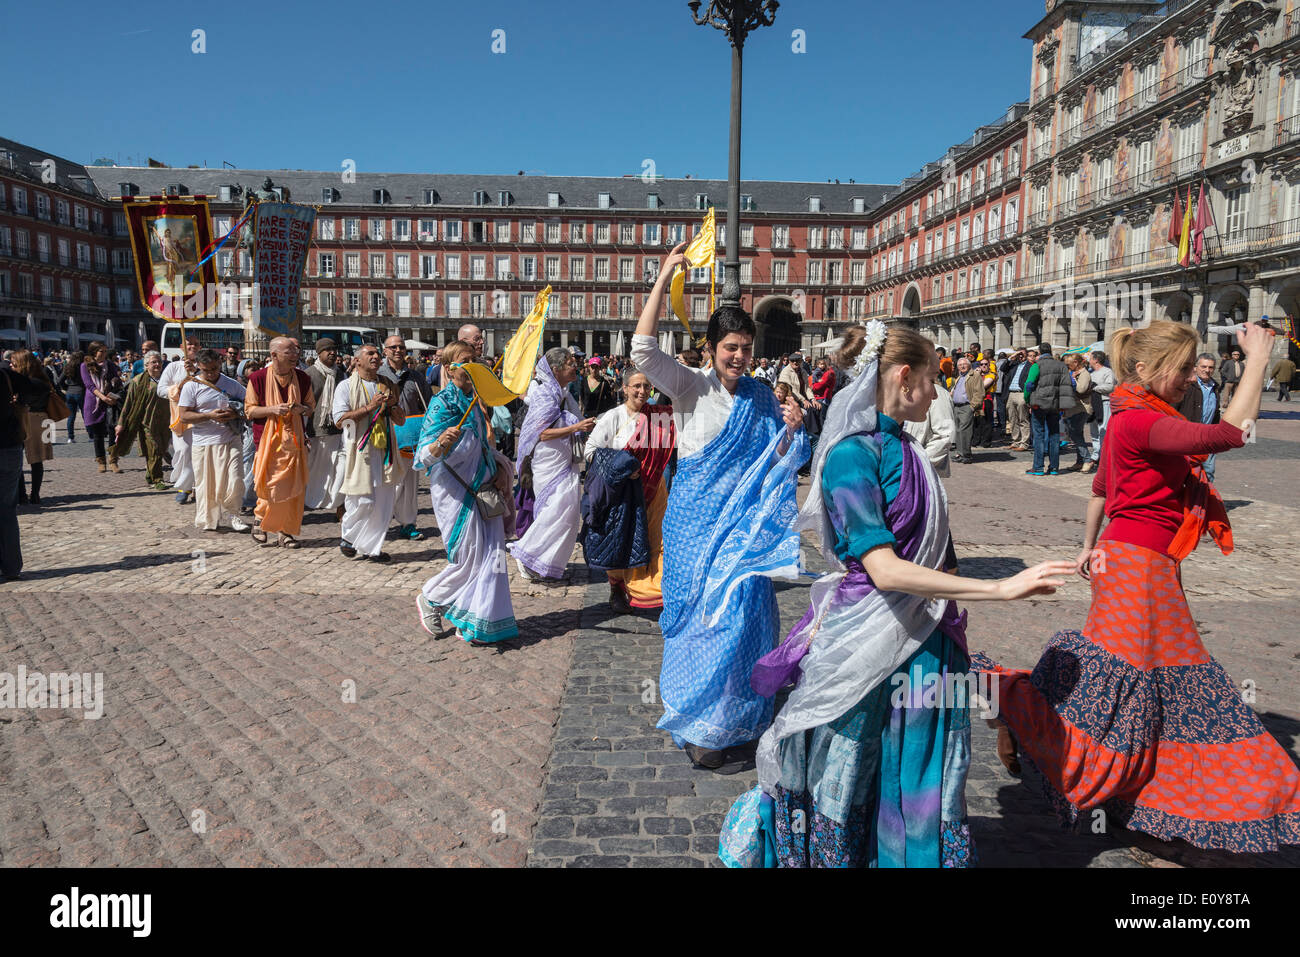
xmin=647 ymin=193 xmax=661 ymax=209
xmin=598 ymin=192 xmax=611 ymax=209
xmin=498 ymin=190 xmax=513 ymax=206
xmin=852 ymin=197 xmax=866 ymax=213
xmin=547 ymin=192 xmax=562 ymax=207
xmin=119 ymin=182 xmax=139 ymax=198
xmin=165 ymin=183 xmax=186 ymax=197
xmin=372 ymin=189 xmax=390 ymax=205
xmin=218 ymin=185 xmax=235 ymax=202
xmin=273 ymin=186 xmax=289 ymax=202
xmin=473 ymin=190 xmax=489 ymax=206
xmin=740 ymin=193 xmax=754 ymax=211
xmin=422 ymin=188 xmax=439 ymax=205
xmin=321 ymin=187 xmax=339 ymax=204
xmin=809 ymin=196 xmax=822 ymax=213
xmin=695 ymin=193 xmax=709 ymax=209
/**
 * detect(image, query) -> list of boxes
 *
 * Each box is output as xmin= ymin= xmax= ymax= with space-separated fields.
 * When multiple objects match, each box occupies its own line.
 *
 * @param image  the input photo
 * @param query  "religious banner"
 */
xmin=254 ymin=202 xmax=317 ymax=341
xmin=123 ymin=197 xmax=220 ymax=321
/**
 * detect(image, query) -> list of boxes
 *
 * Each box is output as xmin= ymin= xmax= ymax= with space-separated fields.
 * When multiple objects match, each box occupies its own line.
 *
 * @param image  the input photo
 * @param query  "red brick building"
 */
xmin=84 ymin=167 xmax=893 ymax=357
xmin=0 ymin=138 xmax=140 ymax=352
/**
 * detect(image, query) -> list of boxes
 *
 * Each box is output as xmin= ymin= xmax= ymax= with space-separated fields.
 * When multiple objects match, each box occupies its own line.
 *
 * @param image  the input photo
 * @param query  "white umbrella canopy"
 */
xmin=613 ymin=330 xmax=626 ymax=356
xmin=104 ymin=318 xmax=116 ymax=350
xmin=405 ymin=338 xmax=434 ymax=351
xmin=67 ymin=317 xmax=79 ymax=351
xmin=25 ymin=314 xmax=38 ymax=350
xmin=660 ymin=330 xmax=673 ymax=353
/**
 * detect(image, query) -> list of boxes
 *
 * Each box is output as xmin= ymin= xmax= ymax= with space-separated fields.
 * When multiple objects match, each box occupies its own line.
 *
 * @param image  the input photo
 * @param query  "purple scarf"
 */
xmin=514 ymin=356 xmax=578 ymax=472
xmin=752 ymin=435 xmax=967 ymax=697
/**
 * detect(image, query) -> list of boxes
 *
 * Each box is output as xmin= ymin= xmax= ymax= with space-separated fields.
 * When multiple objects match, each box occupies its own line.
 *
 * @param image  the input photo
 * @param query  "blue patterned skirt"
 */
xmin=770 ymin=629 xmax=975 ymax=867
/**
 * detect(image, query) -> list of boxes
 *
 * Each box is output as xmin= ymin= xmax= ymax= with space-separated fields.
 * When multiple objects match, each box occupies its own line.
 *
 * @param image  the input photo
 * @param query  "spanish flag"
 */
xmin=500 ymin=285 xmax=550 ymax=396
xmin=670 ymin=207 xmax=717 ymax=338
xmin=1178 ymin=184 xmax=1194 ymax=267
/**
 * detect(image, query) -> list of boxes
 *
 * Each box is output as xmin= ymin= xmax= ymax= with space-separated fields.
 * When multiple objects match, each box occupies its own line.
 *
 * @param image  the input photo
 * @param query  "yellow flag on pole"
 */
xmin=462 ymin=362 xmax=520 ymax=407
xmin=501 ymin=285 xmax=550 ymax=396
xmin=671 ymin=208 xmax=716 ymax=339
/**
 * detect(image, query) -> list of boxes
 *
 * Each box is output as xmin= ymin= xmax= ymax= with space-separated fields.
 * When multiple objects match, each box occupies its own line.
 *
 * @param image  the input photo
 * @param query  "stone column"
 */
xmin=585 ymin=330 xmax=594 ymax=355
xmin=560 ymin=330 xmax=569 ymax=348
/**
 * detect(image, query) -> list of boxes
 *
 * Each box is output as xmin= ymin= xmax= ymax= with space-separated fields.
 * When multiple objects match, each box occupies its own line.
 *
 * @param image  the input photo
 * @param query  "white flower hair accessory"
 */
xmin=853 ymin=319 xmax=889 ymax=376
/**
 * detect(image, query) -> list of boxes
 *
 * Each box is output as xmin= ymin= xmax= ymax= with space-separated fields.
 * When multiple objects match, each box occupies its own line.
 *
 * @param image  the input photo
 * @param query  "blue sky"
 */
xmin=4 ymin=0 xmax=1037 ymax=186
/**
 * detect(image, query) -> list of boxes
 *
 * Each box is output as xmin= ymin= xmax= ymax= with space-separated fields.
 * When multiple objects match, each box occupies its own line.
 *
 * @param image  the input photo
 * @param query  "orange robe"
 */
xmin=253 ymin=370 xmax=313 ymax=536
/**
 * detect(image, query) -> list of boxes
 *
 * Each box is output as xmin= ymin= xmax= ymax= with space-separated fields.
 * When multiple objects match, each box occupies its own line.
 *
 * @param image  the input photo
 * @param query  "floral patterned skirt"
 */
xmin=770 ymin=629 xmax=975 ymax=868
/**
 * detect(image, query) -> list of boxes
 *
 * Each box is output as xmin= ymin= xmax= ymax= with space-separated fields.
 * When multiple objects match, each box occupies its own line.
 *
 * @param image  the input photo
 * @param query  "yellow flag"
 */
xmin=1177 ymin=184 xmax=1193 ymax=267
xmin=670 ymin=208 xmax=715 ymax=337
xmin=462 ymin=362 xmax=520 ymax=408
xmin=501 ymin=285 xmax=550 ymax=396
xmin=683 ymin=207 xmax=715 ymax=268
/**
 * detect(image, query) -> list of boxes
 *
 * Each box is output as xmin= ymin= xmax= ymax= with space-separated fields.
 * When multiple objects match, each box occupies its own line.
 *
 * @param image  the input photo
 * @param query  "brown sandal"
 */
xmin=278 ymin=533 xmax=300 ymax=549
xmin=251 ymin=526 xmax=268 ymax=545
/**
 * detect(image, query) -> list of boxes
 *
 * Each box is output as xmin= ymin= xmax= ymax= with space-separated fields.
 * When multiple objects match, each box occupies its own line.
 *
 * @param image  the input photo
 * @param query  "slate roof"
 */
xmin=82 ymin=165 xmax=895 ymax=215
xmin=0 ymin=136 xmax=103 ymax=198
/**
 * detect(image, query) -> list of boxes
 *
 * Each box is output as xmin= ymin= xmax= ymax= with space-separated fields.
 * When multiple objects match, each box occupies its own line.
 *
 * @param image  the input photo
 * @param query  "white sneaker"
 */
xmin=229 ymin=517 xmax=250 ymax=532
xmin=515 ymin=558 xmax=538 ymax=581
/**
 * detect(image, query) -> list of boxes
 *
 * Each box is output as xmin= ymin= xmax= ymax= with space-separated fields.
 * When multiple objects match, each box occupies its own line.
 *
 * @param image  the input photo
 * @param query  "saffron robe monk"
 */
xmin=245 ymin=337 xmax=315 ymax=547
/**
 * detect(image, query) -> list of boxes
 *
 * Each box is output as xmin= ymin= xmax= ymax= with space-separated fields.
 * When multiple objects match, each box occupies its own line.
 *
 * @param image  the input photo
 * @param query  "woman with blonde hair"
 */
xmin=719 ymin=322 xmax=1074 ymax=868
xmin=979 ymin=320 xmax=1299 ymax=852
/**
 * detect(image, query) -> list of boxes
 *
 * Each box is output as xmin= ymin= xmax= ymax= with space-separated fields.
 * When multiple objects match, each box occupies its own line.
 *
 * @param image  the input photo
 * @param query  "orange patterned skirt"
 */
xmin=973 ymin=540 xmax=1300 ymax=852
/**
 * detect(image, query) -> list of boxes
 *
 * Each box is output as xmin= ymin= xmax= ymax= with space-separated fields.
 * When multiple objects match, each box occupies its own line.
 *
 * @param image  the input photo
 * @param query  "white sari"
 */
xmin=508 ymin=385 xmax=583 ymax=579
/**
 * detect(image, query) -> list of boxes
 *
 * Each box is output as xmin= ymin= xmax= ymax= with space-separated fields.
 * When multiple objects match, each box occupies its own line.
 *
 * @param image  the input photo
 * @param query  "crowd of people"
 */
xmin=1 ymin=236 xmax=1297 ymax=864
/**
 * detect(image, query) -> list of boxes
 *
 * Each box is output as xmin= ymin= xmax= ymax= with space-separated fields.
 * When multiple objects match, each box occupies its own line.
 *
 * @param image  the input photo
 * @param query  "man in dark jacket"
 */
xmin=1219 ymin=349 xmax=1244 ymax=408
xmin=1023 ymin=343 xmax=1072 ymax=475
xmin=379 ymin=335 xmax=431 ymax=541
xmin=1179 ymin=352 xmax=1222 ymax=482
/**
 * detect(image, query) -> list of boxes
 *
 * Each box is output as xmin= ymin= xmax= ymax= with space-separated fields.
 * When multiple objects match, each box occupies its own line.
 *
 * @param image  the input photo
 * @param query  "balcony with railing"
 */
xmin=1069 ymin=0 xmax=1198 ymax=79
xmin=1275 ymin=113 xmax=1300 ymax=149
xmin=1053 ymin=151 xmax=1204 ymax=222
xmin=1058 ymin=60 xmax=1209 ymax=156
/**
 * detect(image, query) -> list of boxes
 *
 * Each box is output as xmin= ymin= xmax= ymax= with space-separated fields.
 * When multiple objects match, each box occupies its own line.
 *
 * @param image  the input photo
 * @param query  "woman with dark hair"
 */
xmin=979 ymin=321 xmax=1300 ymax=852
xmin=631 ymin=241 xmax=809 ymax=770
xmin=10 ymin=350 xmax=54 ymax=505
xmin=81 ymin=344 xmax=122 ymax=472
xmin=719 ymin=323 xmax=1073 ymax=868
xmin=57 ymin=351 xmax=85 ymax=443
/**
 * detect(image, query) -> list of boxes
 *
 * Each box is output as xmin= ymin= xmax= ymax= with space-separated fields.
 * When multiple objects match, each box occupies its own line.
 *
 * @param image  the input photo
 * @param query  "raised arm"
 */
xmin=1221 ymin=322 xmax=1273 ymax=431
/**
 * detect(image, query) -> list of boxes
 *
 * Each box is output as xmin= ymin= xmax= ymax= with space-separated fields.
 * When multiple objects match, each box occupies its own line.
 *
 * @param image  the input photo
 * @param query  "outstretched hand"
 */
xmin=662 ymin=240 xmax=689 ymax=274
xmin=996 ymin=560 xmax=1075 ymax=601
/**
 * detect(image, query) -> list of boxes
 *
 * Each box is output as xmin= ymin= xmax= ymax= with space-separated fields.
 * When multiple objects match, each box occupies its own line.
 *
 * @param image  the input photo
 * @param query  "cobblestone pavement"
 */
xmin=6 ymin=398 xmax=1298 ymax=867
xmin=1 ymin=455 xmax=587 ymax=867
xmin=527 ymin=397 xmax=1300 ymax=868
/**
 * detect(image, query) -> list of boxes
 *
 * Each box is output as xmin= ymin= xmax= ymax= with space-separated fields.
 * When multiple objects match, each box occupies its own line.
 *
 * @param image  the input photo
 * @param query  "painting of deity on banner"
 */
xmin=123 ymin=197 xmax=219 ymax=321
xmin=146 ymin=216 xmax=199 ymax=297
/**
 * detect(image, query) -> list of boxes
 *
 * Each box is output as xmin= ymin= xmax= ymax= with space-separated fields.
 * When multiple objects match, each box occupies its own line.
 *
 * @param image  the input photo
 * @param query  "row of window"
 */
xmin=303 ymin=288 xmax=869 ymax=321
xmin=0 ymin=183 xmax=106 ymax=231
xmin=0 ymin=270 xmax=122 ymax=308
xmin=875 ymin=200 xmax=1022 ymax=274
xmin=219 ymin=212 xmax=873 ymax=251
xmin=0 ymin=226 xmax=113 ymax=270
xmin=868 ymin=256 xmax=1019 ymax=314
xmin=875 ymin=144 xmax=1024 ymax=239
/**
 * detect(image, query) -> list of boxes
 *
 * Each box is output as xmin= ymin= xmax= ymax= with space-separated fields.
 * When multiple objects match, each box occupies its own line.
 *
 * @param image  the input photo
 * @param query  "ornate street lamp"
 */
xmin=688 ymin=0 xmax=779 ymax=311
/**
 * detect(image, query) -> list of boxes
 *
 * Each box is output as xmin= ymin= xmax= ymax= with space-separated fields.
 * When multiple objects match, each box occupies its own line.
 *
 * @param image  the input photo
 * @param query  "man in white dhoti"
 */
xmin=332 ymin=344 xmax=407 ymax=562
xmin=508 ymin=347 xmax=594 ymax=582
xmin=177 ymin=349 xmax=250 ymax=532
xmin=306 ymin=338 xmax=346 ymax=515
xmin=158 ymin=334 xmax=200 ymax=503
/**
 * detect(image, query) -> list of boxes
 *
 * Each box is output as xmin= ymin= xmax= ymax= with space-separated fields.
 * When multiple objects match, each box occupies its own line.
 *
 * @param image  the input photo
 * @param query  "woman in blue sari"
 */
xmin=413 ymin=340 xmax=517 ymax=646
xmin=718 ymin=323 xmax=1075 ymax=867
xmin=630 ymin=241 xmax=810 ymax=769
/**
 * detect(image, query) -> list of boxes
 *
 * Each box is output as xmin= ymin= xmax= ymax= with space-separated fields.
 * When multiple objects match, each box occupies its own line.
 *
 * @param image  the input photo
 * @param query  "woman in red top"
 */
xmin=976 ymin=320 xmax=1299 ymax=853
